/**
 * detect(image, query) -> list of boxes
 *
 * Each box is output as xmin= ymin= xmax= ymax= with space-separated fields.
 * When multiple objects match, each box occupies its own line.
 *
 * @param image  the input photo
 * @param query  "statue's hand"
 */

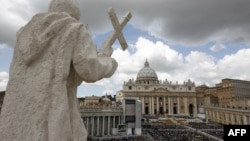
xmin=98 ymin=49 xmax=113 ymax=57
xmin=98 ymin=40 xmax=113 ymax=57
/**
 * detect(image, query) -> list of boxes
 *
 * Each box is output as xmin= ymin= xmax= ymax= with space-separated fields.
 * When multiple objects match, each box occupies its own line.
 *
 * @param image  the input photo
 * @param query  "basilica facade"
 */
xmin=117 ymin=60 xmax=197 ymax=117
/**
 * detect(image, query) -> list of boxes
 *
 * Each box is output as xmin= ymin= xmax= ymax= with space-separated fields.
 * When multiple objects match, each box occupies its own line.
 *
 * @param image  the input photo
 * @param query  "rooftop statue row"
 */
xmin=125 ymin=79 xmax=195 ymax=85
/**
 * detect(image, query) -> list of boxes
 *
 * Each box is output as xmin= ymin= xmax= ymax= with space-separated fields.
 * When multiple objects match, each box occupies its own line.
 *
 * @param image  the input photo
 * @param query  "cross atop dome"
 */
xmin=144 ymin=59 xmax=149 ymax=67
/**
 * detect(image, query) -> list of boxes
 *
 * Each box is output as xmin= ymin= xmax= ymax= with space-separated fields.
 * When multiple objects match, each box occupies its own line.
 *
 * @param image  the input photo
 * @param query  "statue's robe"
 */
xmin=0 ymin=12 xmax=117 ymax=141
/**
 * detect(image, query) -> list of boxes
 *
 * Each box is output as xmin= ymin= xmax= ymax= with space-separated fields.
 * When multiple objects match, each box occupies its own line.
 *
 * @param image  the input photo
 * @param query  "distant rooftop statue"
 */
xmin=102 ymin=94 xmax=111 ymax=102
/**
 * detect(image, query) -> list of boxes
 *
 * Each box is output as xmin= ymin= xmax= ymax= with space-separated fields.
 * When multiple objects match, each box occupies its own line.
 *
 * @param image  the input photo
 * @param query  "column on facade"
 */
xmin=113 ymin=116 xmax=116 ymax=128
xmin=184 ymin=97 xmax=188 ymax=115
xmin=213 ymin=111 xmax=216 ymax=122
xmin=216 ymin=111 xmax=219 ymax=122
xmin=243 ymin=115 xmax=248 ymax=125
xmin=225 ymin=113 xmax=229 ymax=124
xmin=99 ymin=116 xmax=102 ymax=136
xmin=102 ymin=116 xmax=105 ymax=136
xmin=234 ymin=114 xmax=238 ymax=124
xmin=209 ymin=111 xmax=212 ymax=119
xmin=149 ymin=96 xmax=152 ymax=114
xmin=177 ymin=97 xmax=180 ymax=114
xmin=219 ymin=112 xmax=222 ymax=123
xmin=141 ymin=96 xmax=145 ymax=114
xmin=234 ymin=114 xmax=237 ymax=124
xmin=230 ymin=114 xmax=234 ymax=124
xmin=108 ymin=116 xmax=110 ymax=135
xmin=193 ymin=97 xmax=197 ymax=116
xmin=211 ymin=111 xmax=214 ymax=119
xmin=241 ymin=115 xmax=244 ymax=124
xmin=156 ymin=96 xmax=159 ymax=114
xmin=216 ymin=111 xmax=220 ymax=122
xmin=168 ymin=97 xmax=171 ymax=114
xmin=97 ymin=116 xmax=100 ymax=136
xmin=163 ymin=96 xmax=166 ymax=114
xmin=210 ymin=110 xmax=213 ymax=122
xmin=237 ymin=115 xmax=241 ymax=124
xmin=91 ymin=116 xmax=94 ymax=136
xmin=215 ymin=111 xmax=218 ymax=122
xmin=240 ymin=115 xmax=243 ymax=124
xmin=118 ymin=116 xmax=120 ymax=125
xmin=86 ymin=117 xmax=89 ymax=133
xmin=148 ymin=96 xmax=151 ymax=115
xmin=151 ymin=96 xmax=155 ymax=115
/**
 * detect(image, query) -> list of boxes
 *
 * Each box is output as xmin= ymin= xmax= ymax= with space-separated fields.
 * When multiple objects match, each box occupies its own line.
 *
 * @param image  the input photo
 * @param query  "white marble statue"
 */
xmin=0 ymin=0 xmax=122 ymax=141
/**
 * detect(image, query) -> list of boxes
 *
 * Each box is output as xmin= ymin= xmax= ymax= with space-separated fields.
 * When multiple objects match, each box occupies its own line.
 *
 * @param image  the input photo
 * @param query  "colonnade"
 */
xmin=82 ymin=115 xmax=122 ymax=137
xmin=205 ymin=107 xmax=250 ymax=125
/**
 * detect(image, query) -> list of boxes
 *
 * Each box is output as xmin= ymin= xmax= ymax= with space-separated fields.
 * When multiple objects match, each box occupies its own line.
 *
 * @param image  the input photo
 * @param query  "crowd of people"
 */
xmin=142 ymin=122 xmax=224 ymax=141
xmin=201 ymin=130 xmax=224 ymax=139
xmin=88 ymin=136 xmax=148 ymax=141
xmin=188 ymin=122 xmax=223 ymax=129
xmin=187 ymin=122 xmax=224 ymax=139
xmin=143 ymin=122 xmax=186 ymax=130
xmin=146 ymin=129 xmax=212 ymax=141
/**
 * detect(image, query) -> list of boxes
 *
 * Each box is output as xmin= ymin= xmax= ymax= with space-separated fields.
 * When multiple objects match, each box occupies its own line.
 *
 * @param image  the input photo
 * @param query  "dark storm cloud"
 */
xmin=1 ymin=0 xmax=250 ymax=47
xmin=0 ymin=22 xmax=16 ymax=47
xmin=77 ymin=0 xmax=250 ymax=45
xmin=159 ymin=0 xmax=250 ymax=45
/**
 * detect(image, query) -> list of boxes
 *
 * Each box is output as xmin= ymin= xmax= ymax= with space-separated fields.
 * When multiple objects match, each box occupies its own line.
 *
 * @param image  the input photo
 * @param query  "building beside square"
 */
xmin=118 ymin=59 xmax=197 ymax=117
xmin=196 ymin=78 xmax=250 ymax=125
xmin=79 ymin=95 xmax=142 ymax=139
xmin=79 ymin=95 xmax=123 ymax=137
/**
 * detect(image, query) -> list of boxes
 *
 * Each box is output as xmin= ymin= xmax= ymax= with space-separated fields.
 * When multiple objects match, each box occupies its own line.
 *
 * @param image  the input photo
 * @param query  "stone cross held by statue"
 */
xmin=108 ymin=7 xmax=132 ymax=50
xmin=107 ymin=7 xmax=132 ymax=51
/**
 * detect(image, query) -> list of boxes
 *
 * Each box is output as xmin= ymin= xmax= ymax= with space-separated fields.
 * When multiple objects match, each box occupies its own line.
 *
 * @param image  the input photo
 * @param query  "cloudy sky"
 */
xmin=0 ymin=0 xmax=250 ymax=97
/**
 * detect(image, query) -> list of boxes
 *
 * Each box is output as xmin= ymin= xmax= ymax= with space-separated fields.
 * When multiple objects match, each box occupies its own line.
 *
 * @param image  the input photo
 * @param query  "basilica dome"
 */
xmin=136 ymin=59 xmax=158 ymax=81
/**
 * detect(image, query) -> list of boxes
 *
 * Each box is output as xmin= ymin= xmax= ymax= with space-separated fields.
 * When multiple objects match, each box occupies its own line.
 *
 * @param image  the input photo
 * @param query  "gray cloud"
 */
xmin=1 ymin=0 xmax=250 ymax=47
xmin=0 ymin=22 xmax=16 ymax=47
